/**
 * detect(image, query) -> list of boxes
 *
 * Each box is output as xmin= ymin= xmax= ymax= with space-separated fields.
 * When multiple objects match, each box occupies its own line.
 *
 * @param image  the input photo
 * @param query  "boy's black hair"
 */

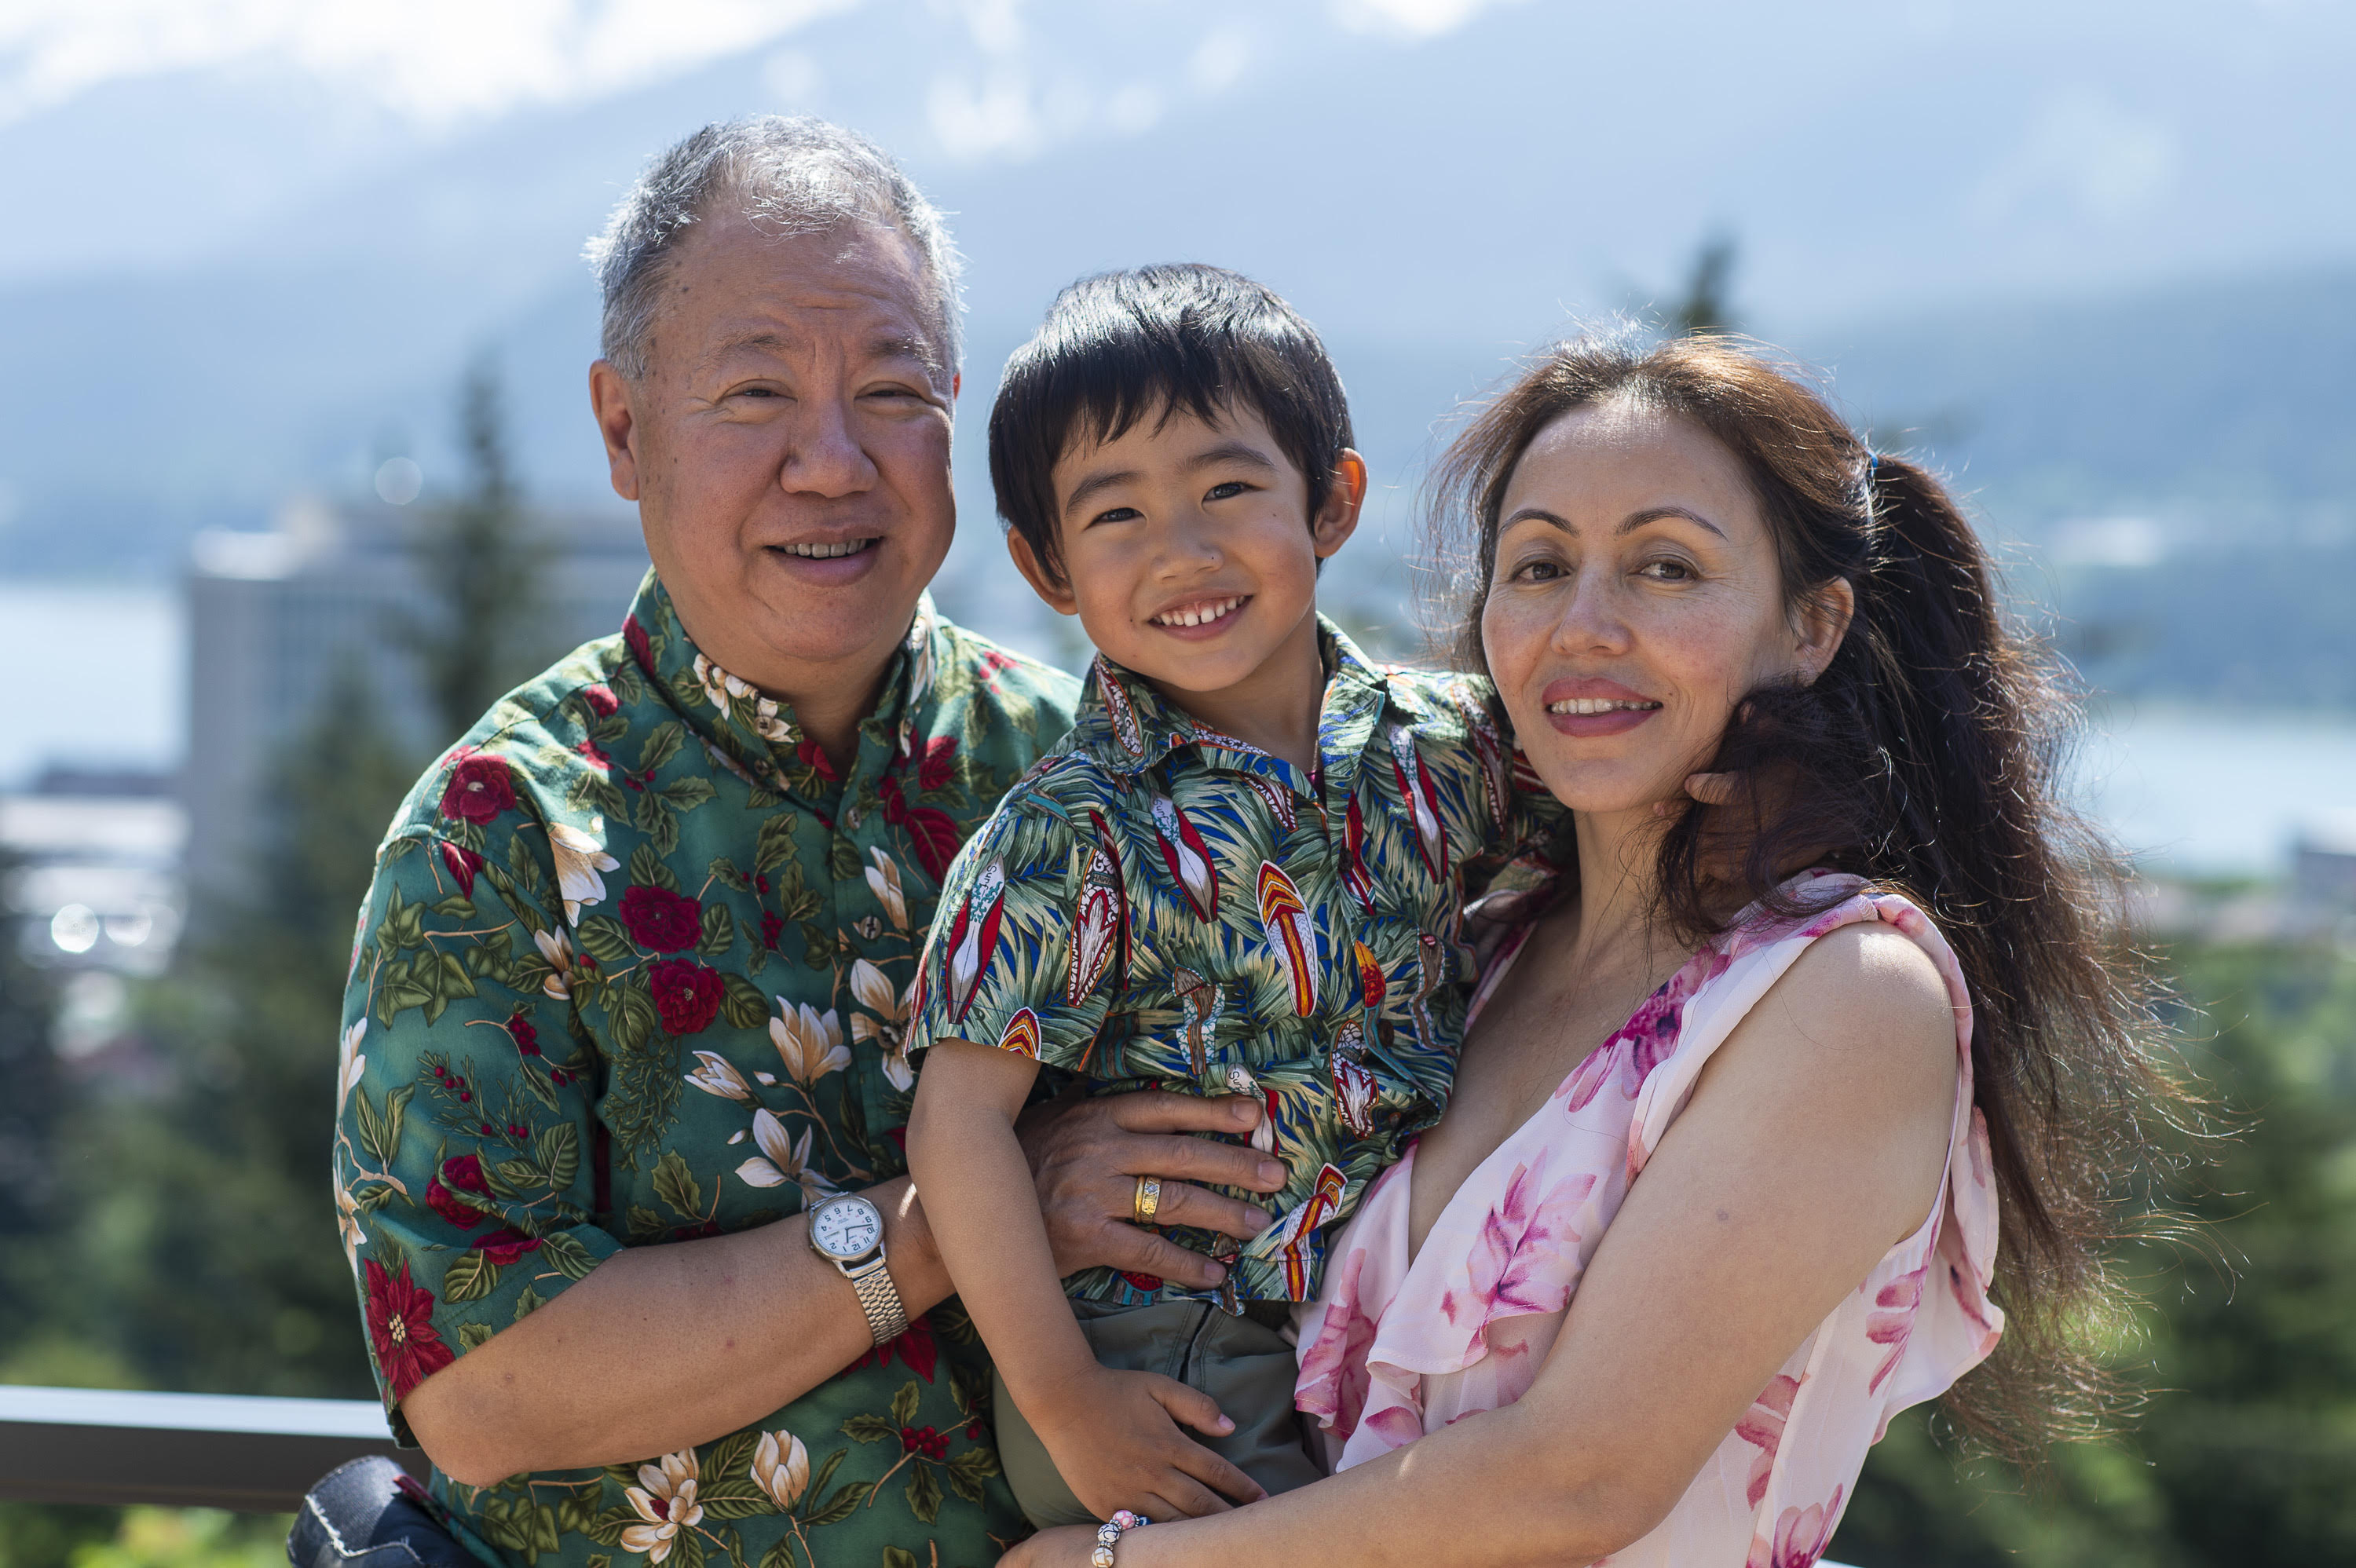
xmin=987 ymin=264 xmax=1355 ymax=587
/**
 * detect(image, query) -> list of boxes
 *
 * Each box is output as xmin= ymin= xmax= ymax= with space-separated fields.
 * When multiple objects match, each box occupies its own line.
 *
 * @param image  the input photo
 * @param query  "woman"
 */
xmin=1007 ymin=335 xmax=2174 ymax=1566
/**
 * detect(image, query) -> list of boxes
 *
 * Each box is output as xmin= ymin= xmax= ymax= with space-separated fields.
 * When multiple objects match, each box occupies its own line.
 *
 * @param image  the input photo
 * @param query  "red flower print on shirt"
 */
xmin=620 ymin=884 xmax=703 ymax=952
xmin=471 ymin=1226 xmax=544 ymax=1266
xmin=438 ymin=749 xmax=515 ymax=824
xmin=425 ymin=1171 xmax=489 ymax=1229
xmin=582 ymin=682 xmax=618 ymax=717
xmin=438 ymin=841 xmax=483 ymax=896
xmin=915 ymin=733 xmax=957 ymax=793
xmin=647 ymin=958 xmax=723 ymax=1035
xmin=364 ymin=1257 xmax=455 ymax=1402
xmin=842 ymin=1316 xmax=938 ymax=1383
xmin=623 ymin=614 xmax=653 ymax=675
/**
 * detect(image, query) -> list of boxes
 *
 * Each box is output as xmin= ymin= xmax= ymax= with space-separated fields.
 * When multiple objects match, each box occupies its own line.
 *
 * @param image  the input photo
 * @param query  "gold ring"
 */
xmin=1132 ymin=1175 xmax=1162 ymax=1225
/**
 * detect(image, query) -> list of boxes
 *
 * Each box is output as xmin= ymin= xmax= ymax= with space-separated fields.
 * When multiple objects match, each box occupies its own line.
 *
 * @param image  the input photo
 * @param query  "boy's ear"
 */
xmin=1007 ymin=528 xmax=1081 ymax=616
xmin=1312 ymin=449 xmax=1370 ymax=560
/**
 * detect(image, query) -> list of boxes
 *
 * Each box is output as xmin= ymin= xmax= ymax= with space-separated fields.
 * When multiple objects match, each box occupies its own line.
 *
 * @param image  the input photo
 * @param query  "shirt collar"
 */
xmin=1073 ymin=613 xmax=1393 ymax=788
xmin=620 ymin=569 xmax=947 ymax=787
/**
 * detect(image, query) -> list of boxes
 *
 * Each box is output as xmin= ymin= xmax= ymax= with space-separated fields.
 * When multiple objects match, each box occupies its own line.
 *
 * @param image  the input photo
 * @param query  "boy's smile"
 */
xmin=1008 ymin=403 xmax=1366 ymax=768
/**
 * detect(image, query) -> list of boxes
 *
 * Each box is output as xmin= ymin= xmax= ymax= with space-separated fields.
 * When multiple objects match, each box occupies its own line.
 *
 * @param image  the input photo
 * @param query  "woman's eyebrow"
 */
xmin=1619 ymin=505 xmax=1725 ymax=539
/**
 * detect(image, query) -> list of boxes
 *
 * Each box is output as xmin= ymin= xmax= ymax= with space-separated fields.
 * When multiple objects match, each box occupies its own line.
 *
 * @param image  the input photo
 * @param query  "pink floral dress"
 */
xmin=1295 ymin=872 xmax=2004 ymax=1567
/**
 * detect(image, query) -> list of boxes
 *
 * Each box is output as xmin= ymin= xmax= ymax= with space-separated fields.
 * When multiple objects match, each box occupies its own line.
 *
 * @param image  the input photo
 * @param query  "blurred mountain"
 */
xmin=0 ymin=0 xmax=2350 ymax=696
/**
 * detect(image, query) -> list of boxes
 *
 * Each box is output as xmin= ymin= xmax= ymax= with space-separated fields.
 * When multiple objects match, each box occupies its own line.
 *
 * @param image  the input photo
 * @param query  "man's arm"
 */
xmin=404 ymin=1089 xmax=1282 ymax=1486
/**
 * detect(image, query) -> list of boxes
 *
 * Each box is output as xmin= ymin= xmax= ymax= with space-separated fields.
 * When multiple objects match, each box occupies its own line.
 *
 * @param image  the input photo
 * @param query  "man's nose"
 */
xmin=777 ymin=394 xmax=879 ymax=498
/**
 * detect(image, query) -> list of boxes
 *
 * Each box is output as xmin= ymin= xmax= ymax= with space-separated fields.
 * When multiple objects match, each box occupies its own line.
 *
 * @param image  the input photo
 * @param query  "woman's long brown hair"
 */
xmin=1430 ymin=332 xmax=2187 ymax=1463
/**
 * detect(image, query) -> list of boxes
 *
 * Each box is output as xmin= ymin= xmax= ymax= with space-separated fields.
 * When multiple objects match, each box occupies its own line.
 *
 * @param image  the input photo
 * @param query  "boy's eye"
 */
xmin=1204 ymin=481 xmax=1250 ymax=502
xmin=1088 ymin=506 xmax=1143 ymax=527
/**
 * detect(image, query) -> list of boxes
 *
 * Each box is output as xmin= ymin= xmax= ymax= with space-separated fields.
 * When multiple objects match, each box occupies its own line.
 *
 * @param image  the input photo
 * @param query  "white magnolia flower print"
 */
xmin=683 ymin=1050 xmax=751 ymax=1101
xmin=847 ymin=959 xmax=914 ymax=1091
xmin=752 ymin=696 xmax=797 ymax=746
xmin=864 ymin=846 xmax=908 ymax=932
xmin=336 ymin=1021 xmax=367 ymax=1117
xmin=335 ymin=1179 xmax=366 ymax=1274
xmin=736 ymin=1109 xmax=843 ymax=1202
xmin=621 ymin=1449 xmax=704 ymax=1563
xmin=534 ymin=928 xmax=579 ymax=1000
xmin=549 ymin=817 xmax=620 ymax=926
xmin=752 ymin=1429 xmax=810 ymax=1511
xmin=693 ymin=653 xmax=754 ymax=715
xmin=770 ymin=1001 xmax=850 ymax=1084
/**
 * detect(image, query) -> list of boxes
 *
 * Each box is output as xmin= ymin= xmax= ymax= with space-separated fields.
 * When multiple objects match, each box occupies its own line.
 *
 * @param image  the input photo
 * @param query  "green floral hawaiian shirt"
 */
xmin=334 ymin=571 xmax=1079 ymax=1568
xmin=904 ymin=619 xmax=1563 ymax=1308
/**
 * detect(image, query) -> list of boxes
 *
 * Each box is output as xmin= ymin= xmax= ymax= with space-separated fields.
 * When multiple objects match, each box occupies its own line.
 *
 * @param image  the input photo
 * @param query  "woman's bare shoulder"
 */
xmin=1715 ymin=918 xmax=1957 ymax=1102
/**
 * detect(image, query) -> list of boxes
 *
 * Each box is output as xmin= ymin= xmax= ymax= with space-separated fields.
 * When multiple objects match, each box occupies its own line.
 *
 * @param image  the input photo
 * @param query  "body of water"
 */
xmin=8 ymin=579 xmax=2351 ymax=876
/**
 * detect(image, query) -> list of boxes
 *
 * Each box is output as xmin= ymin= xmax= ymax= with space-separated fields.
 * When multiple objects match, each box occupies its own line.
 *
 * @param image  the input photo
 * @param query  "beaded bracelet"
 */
xmin=1090 ymin=1510 xmax=1149 ymax=1566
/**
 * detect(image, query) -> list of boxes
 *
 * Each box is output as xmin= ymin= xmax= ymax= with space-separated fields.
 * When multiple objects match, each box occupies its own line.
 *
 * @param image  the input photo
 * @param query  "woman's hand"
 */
xmin=1000 ymin=1523 xmax=1103 ymax=1568
xmin=1032 ymin=1365 xmax=1266 ymax=1522
xmin=1017 ymin=1085 xmax=1283 ymax=1289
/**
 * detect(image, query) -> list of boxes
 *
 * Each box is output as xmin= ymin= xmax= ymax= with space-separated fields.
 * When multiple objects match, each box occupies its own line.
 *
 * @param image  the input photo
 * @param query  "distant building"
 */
xmin=2293 ymin=810 xmax=2356 ymax=912
xmin=184 ymin=495 xmax=648 ymax=894
xmin=0 ymin=766 xmax=185 ymax=976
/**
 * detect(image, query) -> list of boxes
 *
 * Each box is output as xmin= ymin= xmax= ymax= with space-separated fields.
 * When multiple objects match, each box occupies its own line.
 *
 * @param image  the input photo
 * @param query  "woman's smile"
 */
xmin=1541 ymin=676 xmax=1663 ymax=737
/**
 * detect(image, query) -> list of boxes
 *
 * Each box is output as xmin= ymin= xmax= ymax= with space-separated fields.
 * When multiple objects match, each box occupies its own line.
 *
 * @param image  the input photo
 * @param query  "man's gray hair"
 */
xmin=585 ymin=116 xmax=963 ymax=382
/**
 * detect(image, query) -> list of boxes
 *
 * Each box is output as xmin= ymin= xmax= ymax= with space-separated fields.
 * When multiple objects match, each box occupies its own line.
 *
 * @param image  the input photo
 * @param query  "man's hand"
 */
xmin=1016 ymin=1086 xmax=1282 ymax=1290
xmin=1033 ymin=1365 xmax=1268 ymax=1521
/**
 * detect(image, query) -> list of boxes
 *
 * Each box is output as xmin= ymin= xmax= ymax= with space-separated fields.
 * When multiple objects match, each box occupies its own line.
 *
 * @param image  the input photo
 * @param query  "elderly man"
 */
xmin=325 ymin=119 xmax=1282 ymax=1567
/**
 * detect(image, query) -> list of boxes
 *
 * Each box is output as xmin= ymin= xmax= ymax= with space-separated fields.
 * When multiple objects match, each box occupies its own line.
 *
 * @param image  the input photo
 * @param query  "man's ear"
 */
xmin=588 ymin=360 xmax=642 ymax=503
xmin=1312 ymin=449 xmax=1370 ymax=560
xmin=1794 ymin=576 xmax=1857 ymax=684
xmin=1007 ymin=529 xmax=1080 ymax=616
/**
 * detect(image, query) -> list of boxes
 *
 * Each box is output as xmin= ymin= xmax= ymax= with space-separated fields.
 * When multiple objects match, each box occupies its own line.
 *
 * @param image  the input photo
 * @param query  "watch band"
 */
xmin=841 ymin=1254 xmax=909 ymax=1346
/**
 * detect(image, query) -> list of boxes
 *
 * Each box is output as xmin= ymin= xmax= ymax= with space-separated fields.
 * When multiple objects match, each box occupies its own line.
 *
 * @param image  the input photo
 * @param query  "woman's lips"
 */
xmin=1540 ymin=677 xmax=1663 ymax=738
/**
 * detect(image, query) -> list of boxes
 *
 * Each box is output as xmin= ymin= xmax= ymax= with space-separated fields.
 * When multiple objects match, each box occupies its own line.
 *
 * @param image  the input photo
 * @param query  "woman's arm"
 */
xmin=909 ymin=1040 xmax=1264 ymax=1519
xmin=404 ymin=1089 xmax=1282 ymax=1486
xmin=1019 ymin=922 xmax=1959 ymax=1566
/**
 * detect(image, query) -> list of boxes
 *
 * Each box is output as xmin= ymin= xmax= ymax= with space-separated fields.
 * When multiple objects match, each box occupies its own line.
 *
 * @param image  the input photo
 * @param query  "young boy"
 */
xmin=904 ymin=265 xmax=1554 ymax=1528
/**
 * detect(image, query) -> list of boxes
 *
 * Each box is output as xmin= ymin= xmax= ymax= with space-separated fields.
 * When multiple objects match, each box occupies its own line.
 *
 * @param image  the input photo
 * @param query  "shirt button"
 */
xmin=844 ymin=804 xmax=862 ymax=830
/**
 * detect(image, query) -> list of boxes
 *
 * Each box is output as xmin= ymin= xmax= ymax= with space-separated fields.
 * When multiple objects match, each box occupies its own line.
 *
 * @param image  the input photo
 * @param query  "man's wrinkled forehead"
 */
xmin=661 ymin=215 xmax=950 ymax=384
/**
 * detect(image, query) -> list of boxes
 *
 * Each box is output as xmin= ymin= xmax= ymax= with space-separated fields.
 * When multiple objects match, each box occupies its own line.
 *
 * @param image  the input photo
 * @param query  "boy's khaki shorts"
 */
xmin=990 ymin=1296 xmax=1324 ymax=1529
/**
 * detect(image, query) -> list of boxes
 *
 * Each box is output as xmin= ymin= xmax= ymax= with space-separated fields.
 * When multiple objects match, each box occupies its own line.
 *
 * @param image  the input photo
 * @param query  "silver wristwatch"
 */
xmin=807 ymin=1194 xmax=908 ymax=1346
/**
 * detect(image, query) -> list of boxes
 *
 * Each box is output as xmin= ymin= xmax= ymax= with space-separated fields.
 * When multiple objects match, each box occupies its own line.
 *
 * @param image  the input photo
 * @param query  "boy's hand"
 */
xmin=1033 ymin=1366 xmax=1268 ymax=1521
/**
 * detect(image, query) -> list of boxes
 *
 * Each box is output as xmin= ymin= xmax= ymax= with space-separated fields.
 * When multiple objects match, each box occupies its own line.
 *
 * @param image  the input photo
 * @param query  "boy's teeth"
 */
xmin=778 ymin=539 xmax=874 ymax=558
xmin=1547 ymin=697 xmax=1662 ymax=715
xmin=1154 ymin=596 xmax=1244 ymax=627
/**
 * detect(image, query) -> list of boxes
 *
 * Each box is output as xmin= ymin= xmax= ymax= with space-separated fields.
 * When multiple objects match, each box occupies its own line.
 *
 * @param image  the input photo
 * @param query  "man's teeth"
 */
xmin=1548 ymin=697 xmax=1662 ymax=715
xmin=1152 ymin=596 xmax=1245 ymax=628
xmin=778 ymin=539 xmax=874 ymax=559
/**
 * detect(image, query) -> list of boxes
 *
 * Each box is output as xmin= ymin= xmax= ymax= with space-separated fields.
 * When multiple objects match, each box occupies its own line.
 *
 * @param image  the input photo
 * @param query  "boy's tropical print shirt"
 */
xmin=333 ymin=571 xmax=1080 ymax=1568
xmin=905 ymin=618 xmax=1563 ymax=1308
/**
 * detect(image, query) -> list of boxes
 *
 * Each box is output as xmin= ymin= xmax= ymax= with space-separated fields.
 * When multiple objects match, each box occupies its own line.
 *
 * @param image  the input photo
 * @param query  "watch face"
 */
xmin=811 ymin=1197 xmax=881 ymax=1260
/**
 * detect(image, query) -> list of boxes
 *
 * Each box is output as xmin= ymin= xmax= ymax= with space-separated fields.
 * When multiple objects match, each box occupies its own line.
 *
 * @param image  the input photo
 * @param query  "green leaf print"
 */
xmin=720 ymin=971 xmax=768 ymax=1029
xmin=754 ymin=812 xmax=799 ymax=876
xmin=629 ymin=840 xmax=679 ymax=893
xmin=905 ymin=1463 xmax=942 ymax=1524
xmin=638 ymin=719 xmax=686 ymax=776
xmin=576 ymin=915 xmax=635 ymax=967
xmin=699 ymin=902 xmax=737 ymax=959
xmin=635 ymin=788 xmax=679 ymax=855
xmin=442 ymin=1250 xmax=497 ymax=1302
xmin=536 ymin=1122 xmax=580 ymax=1189
xmin=653 ymin=1149 xmax=704 ymax=1220
xmin=888 ymin=1381 xmax=920 ymax=1429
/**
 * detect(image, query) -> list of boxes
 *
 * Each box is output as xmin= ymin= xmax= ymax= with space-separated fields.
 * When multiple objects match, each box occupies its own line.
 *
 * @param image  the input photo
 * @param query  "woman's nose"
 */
xmin=1551 ymin=572 xmax=1632 ymax=656
xmin=777 ymin=395 xmax=880 ymax=498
